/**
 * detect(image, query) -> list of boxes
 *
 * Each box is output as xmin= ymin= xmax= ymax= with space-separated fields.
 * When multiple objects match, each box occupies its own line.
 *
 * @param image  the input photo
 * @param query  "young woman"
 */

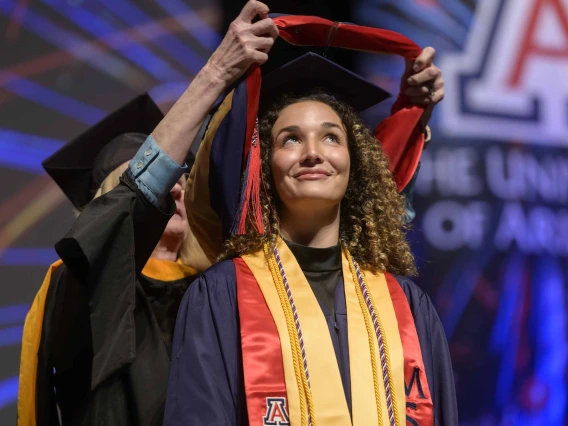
xmin=164 ymin=87 xmax=457 ymax=425
xmin=163 ymin=6 xmax=456 ymax=426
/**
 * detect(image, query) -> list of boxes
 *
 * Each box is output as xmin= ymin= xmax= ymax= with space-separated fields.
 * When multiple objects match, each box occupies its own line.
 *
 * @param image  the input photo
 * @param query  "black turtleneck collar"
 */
xmin=284 ymin=239 xmax=342 ymax=272
xmin=283 ymin=238 xmax=343 ymax=318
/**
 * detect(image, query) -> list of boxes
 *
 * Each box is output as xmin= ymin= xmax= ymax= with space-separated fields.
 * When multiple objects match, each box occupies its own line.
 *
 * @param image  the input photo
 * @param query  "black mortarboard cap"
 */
xmin=259 ymin=52 xmax=391 ymax=112
xmin=43 ymin=94 xmax=164 ymax=209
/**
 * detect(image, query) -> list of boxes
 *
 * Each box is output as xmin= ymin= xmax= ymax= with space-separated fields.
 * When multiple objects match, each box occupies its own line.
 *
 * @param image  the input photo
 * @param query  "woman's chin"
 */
xmin=284 ymin=193 xmax=342 ymax=210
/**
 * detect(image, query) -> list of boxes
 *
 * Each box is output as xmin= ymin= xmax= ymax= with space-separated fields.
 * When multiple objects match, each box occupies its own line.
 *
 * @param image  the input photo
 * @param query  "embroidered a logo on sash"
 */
xmin=263 ymin=397 xmax=290 ymax=426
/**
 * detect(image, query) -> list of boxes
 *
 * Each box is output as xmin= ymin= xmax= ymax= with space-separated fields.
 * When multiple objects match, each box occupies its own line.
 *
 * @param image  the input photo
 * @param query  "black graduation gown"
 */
xmin=164 ymin=243 xmax=459 ymax=426
xmin=34 ymin=172 xmax=196 ymax=426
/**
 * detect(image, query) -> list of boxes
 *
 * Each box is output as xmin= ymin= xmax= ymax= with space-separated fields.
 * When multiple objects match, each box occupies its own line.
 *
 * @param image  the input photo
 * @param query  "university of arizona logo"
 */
xmin=439 ymin=0 xmax=568 ymax=145
xmin=263 ymin=397 xmax=290 ymax=426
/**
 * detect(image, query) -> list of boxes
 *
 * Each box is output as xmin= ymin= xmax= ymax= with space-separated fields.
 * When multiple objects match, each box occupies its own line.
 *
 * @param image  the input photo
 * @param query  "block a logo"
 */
xmin=439 ymin=0 xmax=568 ymax=146
xmin=263 ymin=397 xmax=290 ymax=426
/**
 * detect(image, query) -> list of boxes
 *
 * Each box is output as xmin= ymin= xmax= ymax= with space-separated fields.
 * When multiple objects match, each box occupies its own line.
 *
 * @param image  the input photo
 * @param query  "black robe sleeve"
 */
xmin=396 ymin=276 xmax=459 ymax=426
xmin=37 ymin=264 xmax=170 ymax=426
xmin=163 ymin=260 xmax=247 ymax=426
xmin=53 ymin=171 xmax=175 ymax=389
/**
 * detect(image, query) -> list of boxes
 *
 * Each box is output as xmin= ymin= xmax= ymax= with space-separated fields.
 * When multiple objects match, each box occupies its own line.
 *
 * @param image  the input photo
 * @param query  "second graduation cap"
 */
xmin=43 ymin=94 xmax=164 ymax=209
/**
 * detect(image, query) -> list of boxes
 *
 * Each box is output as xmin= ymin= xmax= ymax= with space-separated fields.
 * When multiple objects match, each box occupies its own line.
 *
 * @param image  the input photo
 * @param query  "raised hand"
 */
xmin=401 ymin=47 xmax=444 ymax=127
xmin=206 ymin=0 xmax=279 ymax=86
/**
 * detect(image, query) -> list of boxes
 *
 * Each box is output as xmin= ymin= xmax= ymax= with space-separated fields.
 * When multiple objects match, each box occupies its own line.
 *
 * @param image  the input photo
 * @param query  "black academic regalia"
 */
xmin=164 ymin=242 xmax=459 ymax=426
xmin=35 ymin=172 xmax=196 ymax=426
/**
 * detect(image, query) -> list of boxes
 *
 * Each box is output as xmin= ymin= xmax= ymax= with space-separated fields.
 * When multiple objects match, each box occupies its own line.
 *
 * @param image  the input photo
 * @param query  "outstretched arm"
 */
xmin=152 ymin=0 xmax=279 ymax=166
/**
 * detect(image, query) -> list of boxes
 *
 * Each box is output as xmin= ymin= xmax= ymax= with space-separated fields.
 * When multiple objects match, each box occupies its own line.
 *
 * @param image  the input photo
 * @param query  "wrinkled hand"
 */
xmin=206 ymin=0 xmax=279 ymax=87
xmin=401 ymin=47 xmax=444 ymax=127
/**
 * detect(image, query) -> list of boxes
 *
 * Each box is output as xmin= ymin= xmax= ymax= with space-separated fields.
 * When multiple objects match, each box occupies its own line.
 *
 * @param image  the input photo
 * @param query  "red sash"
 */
xmin=235 ymin=257 xmax=434 ymax=425
xmin=234 ymin=258 xmax=289 ymax=425
xmin=385 ymin=274 xmax=434 ymax=426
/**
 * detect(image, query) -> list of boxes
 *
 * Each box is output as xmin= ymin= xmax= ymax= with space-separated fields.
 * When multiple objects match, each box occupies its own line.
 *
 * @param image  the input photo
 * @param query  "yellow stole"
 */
xmin=241 ymin=238 xmax=406 ymax=425
xmin=141 ymin=257 xmax=197 ymax=281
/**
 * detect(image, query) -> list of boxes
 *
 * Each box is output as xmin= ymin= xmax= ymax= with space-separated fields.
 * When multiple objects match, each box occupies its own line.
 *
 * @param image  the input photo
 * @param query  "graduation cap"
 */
xmin=43 ymin=94 xmax=164 ymax=209
xmin=259 ymin=52 xmax=391 ymax=112
xmin=186 ymin=15 xmax=426 ymax=261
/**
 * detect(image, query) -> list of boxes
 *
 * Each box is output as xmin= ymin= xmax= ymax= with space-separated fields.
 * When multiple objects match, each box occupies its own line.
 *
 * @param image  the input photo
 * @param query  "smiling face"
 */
xmin=224 ymin=92 xmax=416 ymax=275
xmin=270 ymin=100 xmax=351 ymax=214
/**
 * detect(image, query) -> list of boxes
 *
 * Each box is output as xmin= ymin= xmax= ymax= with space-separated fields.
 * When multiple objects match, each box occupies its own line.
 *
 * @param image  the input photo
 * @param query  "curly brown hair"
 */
xmin=222 ymin=91 xmax=417 ymax=276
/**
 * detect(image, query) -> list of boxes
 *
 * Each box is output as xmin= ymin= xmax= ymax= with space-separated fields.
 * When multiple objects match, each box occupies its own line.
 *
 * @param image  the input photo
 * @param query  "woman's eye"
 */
xmin=325 ymin=134 xmax=339 ymax=143
xmin=283 ymin=135 xmax=300 ymax=144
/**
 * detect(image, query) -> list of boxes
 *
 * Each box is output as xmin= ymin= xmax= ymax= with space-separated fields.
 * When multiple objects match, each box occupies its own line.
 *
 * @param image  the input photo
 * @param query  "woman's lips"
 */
xmin=294 ymin=169 xmax=331 ymax=180
xmin=295 ymin=173 xmax=329 ymax=181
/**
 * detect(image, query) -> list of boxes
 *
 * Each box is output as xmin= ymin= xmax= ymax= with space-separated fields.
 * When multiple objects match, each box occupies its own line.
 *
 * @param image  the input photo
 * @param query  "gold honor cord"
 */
xmin=345 ymin=249 xmax=384 ymax=425
xmin=264 ymin=243 xmax=316 ymax=426
xmin=345 ymin=249 xmax=401 ymax=426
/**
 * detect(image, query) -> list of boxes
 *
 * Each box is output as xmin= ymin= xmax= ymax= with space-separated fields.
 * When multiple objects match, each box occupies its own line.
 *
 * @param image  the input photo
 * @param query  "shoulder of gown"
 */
xmin=164 ymin=259 xmax=247 ymax=426
xmin=178 ymin=259 xmax=239 ymax=316
xmin=393 ymin=276 xmax=459 ymax=426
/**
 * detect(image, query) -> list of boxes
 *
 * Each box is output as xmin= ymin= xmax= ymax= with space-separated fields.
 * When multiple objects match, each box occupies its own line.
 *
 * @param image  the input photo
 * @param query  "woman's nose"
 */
xmin=300 ymin=138 xmax=323 ymax=164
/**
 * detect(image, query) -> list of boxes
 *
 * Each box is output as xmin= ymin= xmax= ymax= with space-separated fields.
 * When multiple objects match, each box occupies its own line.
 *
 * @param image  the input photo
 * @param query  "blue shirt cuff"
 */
xmin=128 ymin=135 xmax=187 ymax=207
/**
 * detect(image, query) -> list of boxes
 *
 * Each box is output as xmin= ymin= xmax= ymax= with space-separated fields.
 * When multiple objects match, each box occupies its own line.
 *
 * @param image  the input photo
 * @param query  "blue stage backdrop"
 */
xmin=1 ymin=0 xmax=567 ymax=425
xmin=354 ymin=0 xmax=568 ymax=424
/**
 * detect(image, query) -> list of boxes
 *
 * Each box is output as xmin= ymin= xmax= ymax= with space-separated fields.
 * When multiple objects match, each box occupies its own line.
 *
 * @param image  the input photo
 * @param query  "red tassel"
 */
xmin=233 ymin=67 xmax=265 ymax=235
xmin=236 ymin=119 xmax=265 ymax=234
